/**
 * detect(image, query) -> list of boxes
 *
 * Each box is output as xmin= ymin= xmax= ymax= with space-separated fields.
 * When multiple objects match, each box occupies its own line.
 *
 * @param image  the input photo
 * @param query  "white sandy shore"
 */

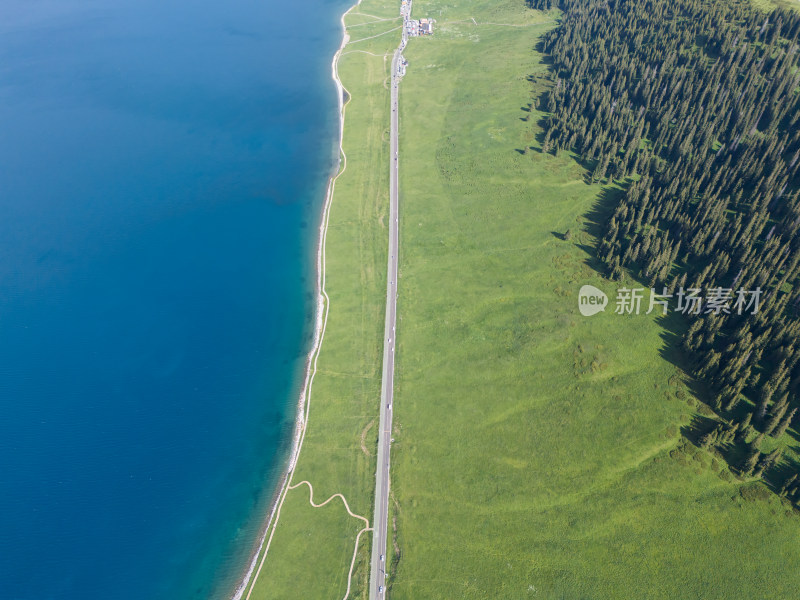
xmin=228 ymin=3 xmax=359 ymax=599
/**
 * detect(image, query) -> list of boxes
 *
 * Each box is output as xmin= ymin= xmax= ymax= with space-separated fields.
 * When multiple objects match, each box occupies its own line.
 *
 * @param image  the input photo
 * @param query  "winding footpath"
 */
xmin=237 ymin=3 xmax=370 ymax=599
xmin=288 ymin=481 xmax=372 ymax=600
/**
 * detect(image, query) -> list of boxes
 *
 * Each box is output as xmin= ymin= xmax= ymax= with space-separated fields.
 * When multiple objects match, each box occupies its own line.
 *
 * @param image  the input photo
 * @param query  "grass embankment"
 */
xmin=389 ymin=0 xmax=800 ymax=598
xmin=242 ymin=2 xmax=400 ymax=599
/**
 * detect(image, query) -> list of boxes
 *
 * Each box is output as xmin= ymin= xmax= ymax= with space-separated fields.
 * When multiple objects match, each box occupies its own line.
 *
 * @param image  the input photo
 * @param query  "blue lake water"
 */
xmin=0 ymin=0 xmax=349 ymax=598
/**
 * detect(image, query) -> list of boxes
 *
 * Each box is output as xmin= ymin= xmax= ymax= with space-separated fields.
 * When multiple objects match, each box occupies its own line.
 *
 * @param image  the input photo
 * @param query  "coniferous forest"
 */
xmin=530 ymin=0 xmax=800 ymax=502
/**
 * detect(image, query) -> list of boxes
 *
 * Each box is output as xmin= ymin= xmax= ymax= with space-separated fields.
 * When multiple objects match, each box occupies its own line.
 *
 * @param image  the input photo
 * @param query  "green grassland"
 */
xmin=389 ymin=0 xmax=800 ymax=598
xmin=242 ymin=2 xmax=401 ymax=598
xmin=751 ymin=0 xmax=800 ymax=13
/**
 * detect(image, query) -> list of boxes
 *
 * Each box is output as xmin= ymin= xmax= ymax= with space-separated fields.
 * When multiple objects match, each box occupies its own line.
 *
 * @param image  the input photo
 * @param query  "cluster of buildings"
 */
xmin=405 ymin=17 xmax=434 ymax=37
xmin=401 ymin=0 xmax=433 ymax=37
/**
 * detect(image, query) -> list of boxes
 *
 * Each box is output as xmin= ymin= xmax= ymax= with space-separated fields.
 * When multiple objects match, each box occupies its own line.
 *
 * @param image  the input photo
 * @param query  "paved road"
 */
xmin=369 ymin=41 xmax=403 ymax=600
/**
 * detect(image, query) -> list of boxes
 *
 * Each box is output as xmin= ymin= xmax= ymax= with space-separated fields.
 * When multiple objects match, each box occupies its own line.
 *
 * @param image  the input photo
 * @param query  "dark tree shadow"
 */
xmin=764 ymin=453 xmax=800 ymax=494
xmin=681 ymin=414 xmax=718 ymax=447
xmin=534 ymin=38 xmax=552 ymax=61
xmin=787 ymin=424 xmax=800 ymax=445
xmin=571 ymin=186 xmax=625 ymax=274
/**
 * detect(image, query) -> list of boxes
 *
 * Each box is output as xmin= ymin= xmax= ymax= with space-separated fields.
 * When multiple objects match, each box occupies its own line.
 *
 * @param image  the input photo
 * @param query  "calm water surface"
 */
xmin=0 ymin=0 xmax=348 ymax=598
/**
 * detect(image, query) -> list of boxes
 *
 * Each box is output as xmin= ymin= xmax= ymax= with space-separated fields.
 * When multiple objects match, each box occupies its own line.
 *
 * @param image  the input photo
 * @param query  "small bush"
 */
xmin=670 ymin=448 xmax=689 ymax=466
xmin=740 ymin=483 xmax=771 ymax=503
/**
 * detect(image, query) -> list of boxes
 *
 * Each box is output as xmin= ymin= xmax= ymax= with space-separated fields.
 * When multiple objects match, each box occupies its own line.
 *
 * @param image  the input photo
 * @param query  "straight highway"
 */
xmin=369 ymin=26 xmax=404 ymax=600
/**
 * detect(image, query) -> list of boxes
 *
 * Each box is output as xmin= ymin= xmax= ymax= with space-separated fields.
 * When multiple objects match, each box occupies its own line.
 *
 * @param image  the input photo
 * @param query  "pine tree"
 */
xmin=763 ymin=394 xmax=789 ymax=436
xmin=531 ymin=0 xmax=800 ymax=500
xmin=736 ymin=412 xmax=754 ymax=442
xmin=773 ymin=407 xmax=797 ymax=439
xmin=756 ymin=383 xmax=775 ymax=422
xmin=756 ymin=447 xmax=784 ymax=477
xmin=699 ymin=427 xmax=719 ymax=449
xmin=741 ymin=446 xmax=761 ymax=476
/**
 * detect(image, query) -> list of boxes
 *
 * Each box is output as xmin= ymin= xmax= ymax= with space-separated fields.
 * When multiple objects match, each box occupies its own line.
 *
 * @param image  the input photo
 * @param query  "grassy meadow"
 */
xmin=751 ymin=0 xmax=800 ymax=13
xmin=389 ymin=0 xmax=800 ymax=598
xmin=242 ymin=2 xmax=401 ymax=598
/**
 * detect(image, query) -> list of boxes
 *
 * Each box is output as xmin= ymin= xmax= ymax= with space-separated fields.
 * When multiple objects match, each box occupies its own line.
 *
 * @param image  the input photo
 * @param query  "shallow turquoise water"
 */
xmin=0 ymin=0 xmax=349 ymax=598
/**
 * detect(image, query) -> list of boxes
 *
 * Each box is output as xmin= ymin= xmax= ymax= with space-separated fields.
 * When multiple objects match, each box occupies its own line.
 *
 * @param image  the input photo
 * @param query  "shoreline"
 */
xmin=229 ymin=3 xmax=358 ymax=598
